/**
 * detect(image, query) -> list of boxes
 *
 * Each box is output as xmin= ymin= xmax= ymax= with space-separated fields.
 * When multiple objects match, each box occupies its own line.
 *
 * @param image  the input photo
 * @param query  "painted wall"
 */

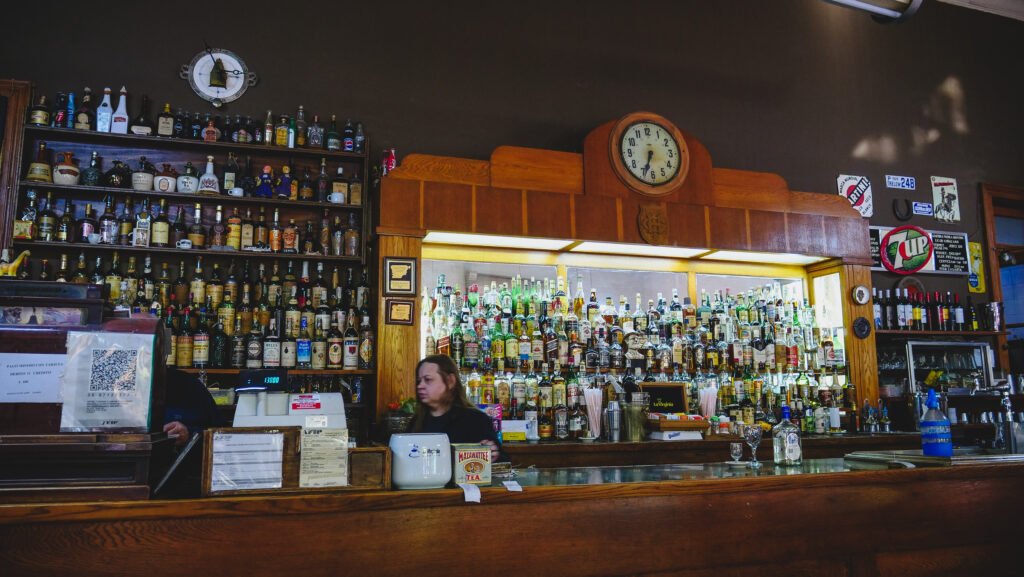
xmin=2 ymin=0 xmax=1022 ymax=299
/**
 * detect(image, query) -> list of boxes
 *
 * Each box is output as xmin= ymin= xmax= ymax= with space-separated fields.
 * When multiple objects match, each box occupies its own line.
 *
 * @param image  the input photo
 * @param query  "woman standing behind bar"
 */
xmin=411 ymin=354 xmax=505 ymax=462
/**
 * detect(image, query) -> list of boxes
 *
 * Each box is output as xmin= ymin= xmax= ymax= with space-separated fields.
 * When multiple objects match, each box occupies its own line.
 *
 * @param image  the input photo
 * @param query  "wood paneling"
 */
xmin=666 ymin=202 xmax=710 ymax=249
xmin=573 ymin=194 xmax=621 ymax=242
xmin=376 ymin=235 xmax=422 ymax=420
xmin=389 ymin=154 xmax=489 ymax=185
xmin=421 ymin=181 xmax=472 ymax=232
xmin=790 ymin=190 xmax=861 ymax=218
xmin=712 ymin=167 xmax=791 ymax=212
xmin=0 ymin=80 xmax=31 ymax=250
xmin=618 ymin=197 xmax=644 ymax=245
xmin=825 ymin=215 xmax=872 ymax=263
xmin=524 ymin=189 xmax=571 ymax=239
xmin=787 ymin=212 xmax=826 ymax=256
xmin=473 ymin=186 xmax=523 ymax=236
xmin=378 ymin=176 xmax=421 ymax=231
xmin=490 ymin=146 xmax=582 ymax=194
xmin=843 ymin=264 xmax=878 ymax=408
xmin=1 ymin=464 xmax=1021 ymax=577
xmin=708 ymin=206 xmax=748 ymax=250
xmin=748 ymin=210 xmax=789 ymax=253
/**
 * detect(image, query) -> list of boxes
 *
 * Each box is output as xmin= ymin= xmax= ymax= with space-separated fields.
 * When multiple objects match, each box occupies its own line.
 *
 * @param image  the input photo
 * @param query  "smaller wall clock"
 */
xmin=179 ymin=46 xmax=258 ymax=108
xmin=609 ymin=111 xmax=690 ymax=197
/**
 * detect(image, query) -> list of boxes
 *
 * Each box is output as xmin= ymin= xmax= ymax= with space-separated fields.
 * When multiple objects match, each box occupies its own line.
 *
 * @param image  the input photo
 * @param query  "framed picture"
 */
xmin=384 ymin=257 xmax=417 ymax=296
xmin=385 ymin=299 xmax=415 ymax=325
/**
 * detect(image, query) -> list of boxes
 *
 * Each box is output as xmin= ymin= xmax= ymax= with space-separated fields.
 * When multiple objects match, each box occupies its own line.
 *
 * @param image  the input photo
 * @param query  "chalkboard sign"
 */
xmin=642 ymin=383 xmax=687 ymax=414
xmin=869 ymin=226 xmax=970 ymax=275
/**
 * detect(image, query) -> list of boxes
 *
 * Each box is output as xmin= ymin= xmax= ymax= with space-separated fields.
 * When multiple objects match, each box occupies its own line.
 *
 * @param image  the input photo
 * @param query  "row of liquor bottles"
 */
xmin=422 ymin=274 xmax=846 ymax=375
xmin=29 ymin=88 xmax=367 ymax=153
xmin=451 ymin=361 xmax=858 ymax=441
xmin=26 ymin=145 xmax=364 ymax=205
xmin=17 ymin=191 xmax=361 ymax=257
xmin=872 ymin=288 xmax=982 ymax=332
xmin=164 ymin=283 xmax=374 ymax=371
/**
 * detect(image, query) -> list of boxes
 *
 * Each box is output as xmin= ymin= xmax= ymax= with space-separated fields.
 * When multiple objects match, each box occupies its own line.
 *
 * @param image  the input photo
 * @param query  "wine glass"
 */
xmin=729 ymin=442 xmax=743 ymax=463
xmin=743 ymin=425 xmax=763 ymax=469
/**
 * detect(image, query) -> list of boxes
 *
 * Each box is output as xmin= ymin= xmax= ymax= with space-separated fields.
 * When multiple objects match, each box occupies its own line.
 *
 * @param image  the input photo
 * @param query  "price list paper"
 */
xmin=210 ymin=432 xmax=284 ymax=493
xmin=299 ymin=428 xmax=349 ymax=488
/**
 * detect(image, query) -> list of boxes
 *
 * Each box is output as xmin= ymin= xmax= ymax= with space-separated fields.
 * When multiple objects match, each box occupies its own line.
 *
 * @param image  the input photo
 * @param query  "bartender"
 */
xmin=410 ymin=354 xmax=505 ymax=462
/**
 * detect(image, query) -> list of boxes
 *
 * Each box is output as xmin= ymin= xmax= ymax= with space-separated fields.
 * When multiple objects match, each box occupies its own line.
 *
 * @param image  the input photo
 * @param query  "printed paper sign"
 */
xmin=60 ymin=331 xmax=154 ymax=431
xmin=886 ymin=175 xmax=916 ymax=190
xmin=912 ymin=202 xmax=933 ymax=216
xmin=299 ymin=428 xmax=349 ymax=488
xmin=837 ymin=174 xmax=873 ymax=217
xmin=210 ymin=432 xmax=284 ymax=492
xmin=0 ymin=353 xmax=66 ymax=403
xmin=968 ymin=241 xmax=986 ymax=294
xmin=931 ymin=176 xmax=960 ymax=223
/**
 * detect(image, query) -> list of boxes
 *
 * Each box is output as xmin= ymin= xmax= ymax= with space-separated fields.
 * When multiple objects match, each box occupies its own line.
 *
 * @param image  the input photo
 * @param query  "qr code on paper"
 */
xmin=89 ymin=349 xmax=138 ymax=392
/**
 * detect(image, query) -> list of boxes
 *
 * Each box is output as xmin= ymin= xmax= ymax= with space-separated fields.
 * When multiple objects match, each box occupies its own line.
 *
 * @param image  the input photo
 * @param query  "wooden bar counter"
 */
xmin=2 ymin=457 xmax=1022 ymax=577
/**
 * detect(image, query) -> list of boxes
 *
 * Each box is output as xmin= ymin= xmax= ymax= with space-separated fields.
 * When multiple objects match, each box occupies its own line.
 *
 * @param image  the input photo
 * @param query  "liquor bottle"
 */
xmin=343 ymin=315 xmax=359 ymax=370
xmin=95 ymin=87 xmax=113 ymax=132
xmin=349 ymin=170 xmax=363 ymax=206
xmin=53 ymin=253 xmax=71 ymax=283
xmin=310 ymin=318 xmax=327 ymax=370
xmin=282 ymin=218 xmax=299 ymax=253
xmin=171 ymin=108 xmax=186 ymax=138
xmin=237 ymin=156 xmax=257 ymax=197
xmin=952 ymin=293 xmax=964 ymax=331
xmin=26 ymin=142 xmax=52 ymax=183
xmin=307 ymin=115 xmax=324 ymax=149
xmin=198 ymin=155 xmax=220 ymax=194
xmin=187 ymin=203 xmax=206 ymax=249
xmin=202 ymin=119 xmax=218 ymax=142
xmin=28 ymin=95 xmax=50 ymax=126
xmin=354 ymin=122 xmax=365 ymax=153
xmin=129 ymin=94 xmax=154 ymax=135
xmin=110 ymin=86 xmax=129 ymax=134
xmin=287 ymin=116 xmax=297 ymax=149
xmin=190 ymin=256 xmax=206 ymax=306
xmin=222 ymin=152 xmax=240 ymax=193
xmin=872 ymin=288 xmax=882 ymax=330
xmin=192 ymin=308 xmax=210 ymax=369
xmin=331 ymin=167 xmax=348 ymax=204
xmin=228 ymin=316 xmax=246 ymax=369
xmin=151 ymin=199 xmax=170 ymax=247
xmin=155 ymin=103 xmax=174 ymax=137
xmin=74 ymin=87 xmax=94 ymax=130
xmin=52 ymin=92 xmax=68 ymax=128
xmin=35 ymin=191 xmax=58 ymax=241
xmin=167 ymin=204 xmax=186 ymax=247
xmin=207 ymin=263 xmax=225 ymax=310
xmin=186 ymin=112 xmax=200 ymax=139
xmin=295 ymin=106 xmax=308 ymax=148
xmin=342 ymin=119 xmax=355 ymax=151
xmin=295 ymin=317 xmax=312 ymax=369
xmin=772 ymin=405 xmax=803 ymax=466
xmin=344 ymin=213 xmax=361 ymax=257
xmin=326 ymin=115 xmax=341 ymax=151
xmin=274 ymin=115 xmax=289 ymax=147
xmin=358 ymin=313 xmax=374 ymax=369
xmin=104 ymin=252 xmax=123 ymax=305
xmin=263 ymin=317 xmax=282 ymax=368
xmin=299 ymin=167 xmax=315 ymax=201
xmin=281 ymin=314 xmax=298 ymax=370
xmin=176 ymin=306 xmax=195 ymax=368
xmin=245 ymin=320 xmax=264 ymax=369
xmin=209 ymin=205 xmax=227 ymax=249
xmin=94 ymin=196 xmax=116 ymax=244
xmin=131 ymin=198 xmax=150 ymax=247
xmin=224 ymin=207 xmax=242 ymax=251
xmin=114 ymin=196 xmax=134 ymax=245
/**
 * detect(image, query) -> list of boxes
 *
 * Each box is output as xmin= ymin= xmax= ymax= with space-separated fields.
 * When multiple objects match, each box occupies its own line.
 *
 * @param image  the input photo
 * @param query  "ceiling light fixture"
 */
xmin=700 ymin=250 xmax=829 ymax=265
xmin=570 ymin=242 xmax=707 ymax=259
xmin=822 ymin=0 xmax=925 ymax=22
xmin=422 ymin=232 xmax=574 ymax=251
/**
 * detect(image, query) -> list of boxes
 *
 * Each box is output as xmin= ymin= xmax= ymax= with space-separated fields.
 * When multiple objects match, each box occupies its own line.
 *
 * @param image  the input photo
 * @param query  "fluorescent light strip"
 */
xmin=423 ymin=232 xmax=574 ymax=251
xmin=700 ymin=250 xmax=828 ymax=265
xmin=570 ymin=241 xmax=706 ymax=259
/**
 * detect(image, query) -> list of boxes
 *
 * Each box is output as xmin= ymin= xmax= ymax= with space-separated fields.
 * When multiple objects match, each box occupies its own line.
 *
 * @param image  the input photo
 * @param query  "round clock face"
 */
xmin=609 ymin=112 xmax=690 ymax=197
xmin=619 ymin=121 xmax=680 ymax=186
xmin=184 ymin=49 xmax=252 ymax=106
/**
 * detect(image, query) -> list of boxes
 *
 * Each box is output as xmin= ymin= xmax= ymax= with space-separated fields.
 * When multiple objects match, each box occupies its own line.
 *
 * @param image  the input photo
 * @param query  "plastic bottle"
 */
xmin=920 ymin=388 xmax=953 ymax=457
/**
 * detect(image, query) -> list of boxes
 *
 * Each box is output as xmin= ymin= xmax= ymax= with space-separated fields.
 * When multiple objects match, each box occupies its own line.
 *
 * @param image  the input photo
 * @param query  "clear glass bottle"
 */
xmin=772 ymin=405 xmax=803 ymax=466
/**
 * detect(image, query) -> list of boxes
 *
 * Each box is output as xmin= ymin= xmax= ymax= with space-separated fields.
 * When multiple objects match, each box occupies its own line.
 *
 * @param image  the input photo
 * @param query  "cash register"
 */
xmin=230 ymin=369 xmax=347 ymax=430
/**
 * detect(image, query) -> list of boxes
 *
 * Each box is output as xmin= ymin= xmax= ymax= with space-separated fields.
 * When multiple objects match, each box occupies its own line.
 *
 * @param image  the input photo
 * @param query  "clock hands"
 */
xmin=642 ymin=149 xmax=654 ymax=177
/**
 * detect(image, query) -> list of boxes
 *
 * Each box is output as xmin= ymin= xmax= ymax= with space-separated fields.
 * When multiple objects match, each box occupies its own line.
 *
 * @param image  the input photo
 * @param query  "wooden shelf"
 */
xmin=13 ymin=240 xmax=362 ymax=264
xmin=25 ymin=125 xmax=368 ymax=162
xmin=177 ymin=368 xmax=373 ymax=376
xmin=19 ymin=181 xmax=363 ymax=211
xmin=875 ymin=330 xmax=1006 ymax=337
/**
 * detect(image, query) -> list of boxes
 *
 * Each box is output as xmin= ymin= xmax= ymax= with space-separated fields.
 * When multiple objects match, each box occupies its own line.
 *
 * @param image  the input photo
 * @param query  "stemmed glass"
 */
xmin=729 ymin=442 xmax=743 ymax=463
xmin=743 ymin=425 xmax=763 ymax=469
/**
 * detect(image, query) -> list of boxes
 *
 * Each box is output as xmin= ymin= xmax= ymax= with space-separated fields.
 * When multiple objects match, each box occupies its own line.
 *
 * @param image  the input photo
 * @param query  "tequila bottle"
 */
xmin=772 ymin=405 xmax=803 ymax=466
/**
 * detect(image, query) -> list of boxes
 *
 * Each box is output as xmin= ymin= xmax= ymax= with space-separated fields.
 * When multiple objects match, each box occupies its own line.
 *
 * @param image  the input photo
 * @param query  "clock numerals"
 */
xmin=621 ymin=121 xmax=679 ymax=186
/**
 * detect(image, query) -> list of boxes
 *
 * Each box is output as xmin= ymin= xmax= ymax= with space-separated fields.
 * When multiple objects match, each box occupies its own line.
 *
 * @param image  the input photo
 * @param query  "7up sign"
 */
xmin=880 ymin=225 xmax=934 ymax=275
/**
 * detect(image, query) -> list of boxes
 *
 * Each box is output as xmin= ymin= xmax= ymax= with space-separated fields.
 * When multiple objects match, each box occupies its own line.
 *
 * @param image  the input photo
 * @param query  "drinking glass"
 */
xmin=729 ymin=442 xmax=743 ymax=463
xmin=743 ymin=425 xmax=763 ymax=468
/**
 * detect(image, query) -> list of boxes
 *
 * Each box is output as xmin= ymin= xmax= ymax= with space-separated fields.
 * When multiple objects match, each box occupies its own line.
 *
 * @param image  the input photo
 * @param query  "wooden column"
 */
xmin=843 ymin=263 xmax=879 ymax=408
xmin=375 ymin=233 xmax=423 ymax=420
xmin=0 ymin=80 xmax=31 ymax=249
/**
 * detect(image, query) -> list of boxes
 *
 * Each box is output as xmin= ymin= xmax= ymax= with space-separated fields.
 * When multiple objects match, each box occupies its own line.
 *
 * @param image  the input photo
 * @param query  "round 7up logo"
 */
xmin=880 ymin=225 xmax=933 ymax=275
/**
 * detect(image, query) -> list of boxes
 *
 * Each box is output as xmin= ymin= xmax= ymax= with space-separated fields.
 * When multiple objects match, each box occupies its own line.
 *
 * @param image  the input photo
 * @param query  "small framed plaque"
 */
xmin=384 ymin=257 xmax=417 ymax=296
xmin=385 ymin=298 xmax=415 ymax=325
